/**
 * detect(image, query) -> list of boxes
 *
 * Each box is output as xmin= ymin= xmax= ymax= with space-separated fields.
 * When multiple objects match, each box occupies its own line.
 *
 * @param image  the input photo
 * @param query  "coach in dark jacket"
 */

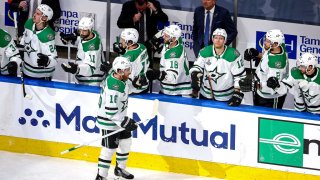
xmin=117 ymin=0 xmax=168 ymax=42
xmin=192 ymin=0 xmax=237 ymax=57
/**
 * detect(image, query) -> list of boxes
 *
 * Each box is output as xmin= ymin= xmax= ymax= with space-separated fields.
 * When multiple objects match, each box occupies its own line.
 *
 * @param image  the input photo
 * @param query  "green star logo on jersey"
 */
xmin=24 ymin=41 xmax=36 ymax=57
xmin=121 ymin=100 xmax=128 ymax=112
xmin=303 ymin=89 xmax=317 ymax=103
xmin=206 ymin=66 xmax=226 ymax=84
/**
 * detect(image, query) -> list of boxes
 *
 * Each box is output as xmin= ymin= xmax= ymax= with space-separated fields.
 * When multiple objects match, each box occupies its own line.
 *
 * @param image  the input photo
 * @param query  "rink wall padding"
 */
xmin=0 ymin=76 xmax=320 ymax=179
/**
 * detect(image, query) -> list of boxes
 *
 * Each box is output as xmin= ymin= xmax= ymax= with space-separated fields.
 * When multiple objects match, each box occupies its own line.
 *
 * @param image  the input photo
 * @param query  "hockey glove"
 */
xmin=239 ymin=76 xmax=253 ymax=92
xmin=244 ymin=48 xmax=259 ymax=61
xmin=158 ymin=70 xmax=167 ymax=82
xmin=146 ymin=69 xmax=166 ymax=81
xmin=7 ymin=61 xmax=18 ymax=76
xmin=228 ymin=91 xmax=244 ymax=107
xmin=113 ymin=42 xmax=126 ymax=55
xmin=146 ymin=68 xmax=157 ymax=81
xmin=267 ymin=77 xmax=280 ymax=89
xmin=121 ymin=116 xmax=138 ymax=131
xmin=61 ymin=62 xmax=79 ymax=74
xmin=132 ymin=75 xmax=148 ymax=89
xmin=37 ymin=53 xmax=50 ymax=67
xmin=60 ymin=32 xmax=78 ymax=45
xmin=191 ymin=72 xmax=203 ymax=92
xmin=100 ymin=62 xmax=112 ymax=74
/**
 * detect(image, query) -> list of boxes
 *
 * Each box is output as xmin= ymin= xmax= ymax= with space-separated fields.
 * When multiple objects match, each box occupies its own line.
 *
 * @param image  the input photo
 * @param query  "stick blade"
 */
xmin=25 ymin=94 xmax=33 ymax=100
xmin=151 ymin=99 xmax=159 ymax=117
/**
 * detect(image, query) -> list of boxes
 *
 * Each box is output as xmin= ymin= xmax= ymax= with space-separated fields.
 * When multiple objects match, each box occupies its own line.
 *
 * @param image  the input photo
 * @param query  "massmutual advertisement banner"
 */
xmin=0 ymin=78 xmax=319 ymax=176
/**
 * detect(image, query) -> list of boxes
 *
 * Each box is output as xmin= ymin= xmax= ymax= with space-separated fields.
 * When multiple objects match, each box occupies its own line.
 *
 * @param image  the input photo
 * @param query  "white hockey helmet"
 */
xmin=265 ymin=29 xmax=284 ymax=45
xmin=212 ymin=28 xmax=227 ymax=43
xmin=78 ymin=17 xmax=94 ymax=31
xmin=112 ymin=56 xmax=131 ymax=73
xmin=163 ymin=25 xmax=181 ymax=39
xmin=120 ymin=28 xmax=139 ymax=44
xmin=37 ymin=4 xmax=53 ymax=21
xmin=297 ymin=53 xmax=318 ymax=70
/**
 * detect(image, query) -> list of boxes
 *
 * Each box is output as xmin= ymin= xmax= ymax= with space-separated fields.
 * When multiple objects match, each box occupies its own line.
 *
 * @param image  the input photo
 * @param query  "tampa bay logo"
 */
xmin=256 ymin=31 xmax=297 ymax=59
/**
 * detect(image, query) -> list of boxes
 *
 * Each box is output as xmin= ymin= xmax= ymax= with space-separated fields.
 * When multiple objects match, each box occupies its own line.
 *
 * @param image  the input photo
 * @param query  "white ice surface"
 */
xmin=0 ymin=151 xmax=219 ymax=180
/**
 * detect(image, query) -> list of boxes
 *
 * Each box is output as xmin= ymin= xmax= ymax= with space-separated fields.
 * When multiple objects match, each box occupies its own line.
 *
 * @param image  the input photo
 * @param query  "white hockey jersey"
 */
xmin=96 ymin=73 xmax=129 ymax=130
xmin=75 ymin=31 xmax=106 ymax=86
xmin=255 ymin=43 xmax=289 ymax=99
xmin=190 ymin=45 xmax=246 ymax=101
xmin=21 ymin=19 xmax=57 ymax=78
xmin=122 ymin=43 xmax=149 ymax=94
xmin=159 ymin=38 xmax=192 ymax=95
xmin=0 ymin=28 xmax=21 ymax=75
xmin=276 ymin=67 xmax=320 ymax=114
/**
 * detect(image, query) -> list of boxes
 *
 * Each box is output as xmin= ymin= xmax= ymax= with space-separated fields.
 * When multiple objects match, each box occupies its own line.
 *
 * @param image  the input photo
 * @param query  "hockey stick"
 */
xmin=207 ymin=72 xmax=214 ymax=99
xmin=249 ymin=58 xmax=261 ymax=105
xmin=249 ymin=58 xmax=255 ymax=104
xmin=13 ymin=11 xmax=32 ymax=100
xmin=61 ymin=99 xmax=160 ymax=155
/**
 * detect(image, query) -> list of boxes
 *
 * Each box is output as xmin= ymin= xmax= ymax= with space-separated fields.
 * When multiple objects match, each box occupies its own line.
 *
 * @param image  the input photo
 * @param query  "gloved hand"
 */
xmin=7 ymin=61 xmax=18 ymax=76
xmin=158 ymin=70 xmax=167 ymax=82
xmin=146 ymin=68 xmax=156 ymax=81
xmin=191 ymin=71 xmax=203 ymax=92
xmin=132 ymin=75 xmax=148 ymax=89
xmin=121 ymin=116 xmax=138 ymax=131
xmin=60 ymin=32 xmax=78 ymax=45
xmin=244 ymin=48 xmax=259 ymax=61
xmin=146 ymin=69 xmax=166 ymax=81
xmin=228 ymin=91 xmax=244 ymax=107
xmin=239 ymin=76 xmax=253 ymax=92
xmin=100 ymin=62 xmax=112 ymax=73
xmin=267 ymin=77 xmax=280 ymax=89
xmin=113 ymin=42 xmax=125 ymax=55
xmin=37 ymin=53 xmax=50 ymax=67
xmin=61 ymin=62 xmax=79 ymax=74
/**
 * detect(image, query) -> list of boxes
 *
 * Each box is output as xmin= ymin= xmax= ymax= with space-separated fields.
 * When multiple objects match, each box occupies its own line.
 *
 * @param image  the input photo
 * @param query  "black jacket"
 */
xmin=192 ymin=5 xmax=238 ymax=57
xmin=117 ymin=0 xmax=168 ymax=41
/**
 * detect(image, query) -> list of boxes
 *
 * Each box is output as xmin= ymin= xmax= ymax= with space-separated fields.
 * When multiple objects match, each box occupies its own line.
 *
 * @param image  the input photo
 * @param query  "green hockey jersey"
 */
xmin=190 ymin=45 xmax=246 ymax=101
xmin=0 ymin=28 xmax=21 ymax=75
xmin=21 ymin=19 xmax=57 ymax=78
xmin=96 ymin=73 xmax=129 ymax=130
xmin=122 ymin=43 xmax=149 ymax=94
xmin=256 ymin=43 xmax=289 ymax=99
xmin=276 ymin=67 xmax=320 ymax=114
xmin=159 ymin=38 xmax=192 ymax=95
xmin=75 ymin=31 xmax=106 ymax=86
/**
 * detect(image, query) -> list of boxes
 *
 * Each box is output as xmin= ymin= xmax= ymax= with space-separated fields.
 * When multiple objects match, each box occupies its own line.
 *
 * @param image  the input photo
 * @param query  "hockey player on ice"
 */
xmin=61 ymin=17 xmax=106 ymax=86
xmin=146 ymin=24 xmax=192 ymax=96
xmin=0 ymin=28 xmax=22 ymax=76
xmin=117 ymin=28 xmax=150 ymax=94
xmin=190 ymin=28 xmax=246 ymax=106
xmin=95 ymin=56 xmax=137 ymax=180
xmin=267 ymin=52 xmax=320 ymax=114
xmin=243 ymin=29 xmax=289 ymax=109
xmin=20 ymin=4 xmax=57 ymax=80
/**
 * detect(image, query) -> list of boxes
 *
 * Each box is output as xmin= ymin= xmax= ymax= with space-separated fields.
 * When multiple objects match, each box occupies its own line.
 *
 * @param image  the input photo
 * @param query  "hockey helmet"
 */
xmin=163 ymin=25 xmax=181 ymax=39
xmin=265 ymin=29 xmax=284 ymax=45
xmin=120 ymin=28 xmax=139 ymax=44
xmin=297 ymin=52 xmax=318 ymax=70
xmin=212 ymin=28 xmax=227 ymax=43
xmin=112 ymin=56 xmax=131 ymax=73
xmin=79 ymin=17 xmax=94 ymax=31
xmin=37 ymin=4 xmax=53 ymax=21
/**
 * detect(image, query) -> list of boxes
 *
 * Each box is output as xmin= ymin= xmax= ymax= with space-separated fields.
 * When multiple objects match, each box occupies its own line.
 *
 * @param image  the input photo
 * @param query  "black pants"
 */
xmin=101 ymin=129 xmax=131 ymax=149
xmin=254 ymin=93 xmax=287 ymax=109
